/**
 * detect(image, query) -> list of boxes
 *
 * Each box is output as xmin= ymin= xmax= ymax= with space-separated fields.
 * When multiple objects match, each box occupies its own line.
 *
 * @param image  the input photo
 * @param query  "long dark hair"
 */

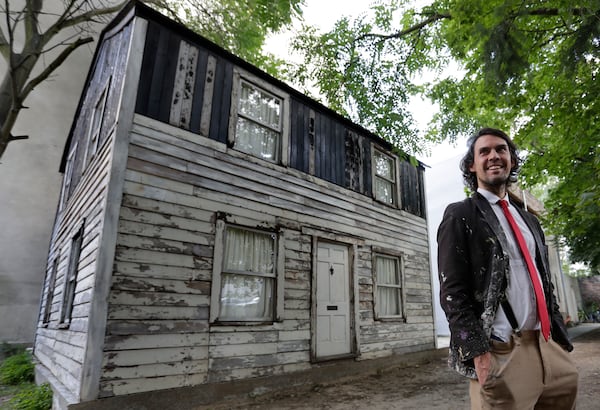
xmin=459 ymin=127 xmax=521 ymax=191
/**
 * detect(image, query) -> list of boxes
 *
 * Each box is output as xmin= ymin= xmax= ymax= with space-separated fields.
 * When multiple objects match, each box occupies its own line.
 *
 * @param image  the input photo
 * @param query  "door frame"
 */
xmin=303 ymin=227 xmax=363 ymax=362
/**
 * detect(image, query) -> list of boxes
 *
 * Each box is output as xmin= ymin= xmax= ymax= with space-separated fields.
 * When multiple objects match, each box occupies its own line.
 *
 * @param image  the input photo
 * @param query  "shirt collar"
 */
xmin=477 ymin=187 xmax=507 ymax=204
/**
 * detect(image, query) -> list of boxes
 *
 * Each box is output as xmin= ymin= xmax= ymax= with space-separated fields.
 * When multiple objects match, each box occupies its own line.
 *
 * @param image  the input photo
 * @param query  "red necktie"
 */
xmin=499 ymin=200 xmax=550 ymax=341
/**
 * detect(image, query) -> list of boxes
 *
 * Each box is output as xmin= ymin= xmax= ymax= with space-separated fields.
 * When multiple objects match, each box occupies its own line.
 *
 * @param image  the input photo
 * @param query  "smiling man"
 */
xmin=437 ymin=128 xmax=578 ymax=409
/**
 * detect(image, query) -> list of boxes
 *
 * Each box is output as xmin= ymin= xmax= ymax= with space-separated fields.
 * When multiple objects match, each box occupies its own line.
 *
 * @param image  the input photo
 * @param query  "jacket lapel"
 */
xmin=473 ymin=193 xmax=511 ymax=255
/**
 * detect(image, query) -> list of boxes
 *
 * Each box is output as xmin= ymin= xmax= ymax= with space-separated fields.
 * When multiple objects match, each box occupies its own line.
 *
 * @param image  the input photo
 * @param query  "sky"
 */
xmin=264 ymin=0 xmax=468 ymax=336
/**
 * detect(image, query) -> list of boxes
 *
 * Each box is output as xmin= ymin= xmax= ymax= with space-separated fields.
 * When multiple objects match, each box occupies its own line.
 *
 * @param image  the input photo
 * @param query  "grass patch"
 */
xmin=0 ymin=345 xmax=52 ymax=410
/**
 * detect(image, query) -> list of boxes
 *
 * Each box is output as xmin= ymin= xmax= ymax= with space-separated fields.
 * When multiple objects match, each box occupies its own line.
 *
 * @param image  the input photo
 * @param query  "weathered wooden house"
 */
xmin=34 ymin=1 xmax=434 ymax=408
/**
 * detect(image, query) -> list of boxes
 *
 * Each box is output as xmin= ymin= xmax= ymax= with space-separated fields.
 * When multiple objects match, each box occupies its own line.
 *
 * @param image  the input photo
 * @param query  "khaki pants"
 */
xmin=469 ymin=331 xmax=578 ymax=410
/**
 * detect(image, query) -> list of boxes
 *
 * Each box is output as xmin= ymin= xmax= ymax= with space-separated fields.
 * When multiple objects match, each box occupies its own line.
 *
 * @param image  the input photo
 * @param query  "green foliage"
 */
xmin=289 ymin=0 xmax=600 ymax=272
xmin=1 ymin=343 xmax=25 ymax=360
xmin=0 ymin=352 xmax=34 ymax=385
xmin=8 ymin=383 xmax=52 ymax=410
xmin=153 ymin=0 xmax=304 ymax=76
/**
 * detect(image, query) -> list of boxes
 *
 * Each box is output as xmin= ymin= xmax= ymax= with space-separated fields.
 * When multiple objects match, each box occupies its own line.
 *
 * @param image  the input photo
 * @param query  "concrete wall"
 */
xmin=0 ymin=1 xmax=98 ymax=344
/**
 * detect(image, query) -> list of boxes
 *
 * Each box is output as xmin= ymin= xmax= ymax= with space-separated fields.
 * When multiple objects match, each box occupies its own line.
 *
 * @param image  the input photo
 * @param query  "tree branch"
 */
xmin=354 ymin=12 xmax=451 ymax=44
xmin=20 ymin=36 xmax=93 ymax=100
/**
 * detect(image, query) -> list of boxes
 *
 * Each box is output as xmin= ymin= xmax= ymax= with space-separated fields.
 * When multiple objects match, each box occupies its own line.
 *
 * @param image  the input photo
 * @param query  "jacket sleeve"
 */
xmin=437 ymin=206 xmax=490 ymax=363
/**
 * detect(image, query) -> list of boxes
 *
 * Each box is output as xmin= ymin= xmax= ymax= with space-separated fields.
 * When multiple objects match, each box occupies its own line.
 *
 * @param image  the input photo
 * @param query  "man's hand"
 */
xmin=474 ymin=352 xmax=492 ymax=385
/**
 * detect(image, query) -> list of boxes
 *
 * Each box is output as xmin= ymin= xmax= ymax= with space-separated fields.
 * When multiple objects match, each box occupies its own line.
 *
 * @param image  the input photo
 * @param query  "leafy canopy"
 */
xmin=288 ymin=0 xmax=600 ymax=273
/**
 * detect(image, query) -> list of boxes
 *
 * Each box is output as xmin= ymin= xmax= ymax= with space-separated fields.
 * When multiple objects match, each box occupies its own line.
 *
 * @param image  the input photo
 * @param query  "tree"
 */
xmin=0 ymin=0 xmax=127 ymax=159
xmin=0 ymin=0 xmax=303 ymax=159
xmin=288 ymin=0 xmax=600 ymax=273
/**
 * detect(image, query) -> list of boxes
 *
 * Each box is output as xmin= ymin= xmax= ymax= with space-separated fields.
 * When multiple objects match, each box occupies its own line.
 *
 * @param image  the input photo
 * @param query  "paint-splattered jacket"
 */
xmin=437 ymin=192 xmax=572 ymax=379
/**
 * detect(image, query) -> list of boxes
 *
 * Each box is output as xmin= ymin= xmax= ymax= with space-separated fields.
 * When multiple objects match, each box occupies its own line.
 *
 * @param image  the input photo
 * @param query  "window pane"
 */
xmin=374 ymin=177 xmax=394 ymax=204
xmin=376 ymin=256 xmax=399 ymax=285
xmin=377 ymin=287 xmax=401 ymax=316
xmin=239 ymin=82 xmax=281 ymax=129
xmin=224 ymin=227 xmax=275 ymax=274
xmin=374 ymin=152 xmax=394 ymax=180
xmin=220 ymin=273 xmax=274 ymax=320
xmin=235 ymin=118 xmax=279 ymax=161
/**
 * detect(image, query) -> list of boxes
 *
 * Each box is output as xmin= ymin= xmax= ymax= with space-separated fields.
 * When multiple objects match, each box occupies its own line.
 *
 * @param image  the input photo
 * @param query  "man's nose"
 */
xmin=490 ymin=149 xmax=501 ymax=159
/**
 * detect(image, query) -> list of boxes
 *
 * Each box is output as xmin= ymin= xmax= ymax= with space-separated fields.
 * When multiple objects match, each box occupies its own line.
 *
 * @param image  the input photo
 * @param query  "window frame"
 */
xmin=210 ymin=219 xmax=285 ymax=324
xmin=59 ymin=224 xmax=84 ymax=328
xmin=59 ymin=142 xmax=78 ymax=211
xmin=372 ymin=146 xmax=399 ymax=207
xmin=372 ymin=250 xmax=406 ymax=321
xmin=228 ymin=68 xmax=290 ymax=166
xmin=83 ymin=76 xmax=111 ymax=170
xmin=42 ymin=254 xmax=60 ymax=326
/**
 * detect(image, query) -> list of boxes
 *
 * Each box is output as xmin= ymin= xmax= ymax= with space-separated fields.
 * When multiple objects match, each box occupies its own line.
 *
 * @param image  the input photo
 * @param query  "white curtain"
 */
xmin=374 ymin=177 xmax=394 ymax=204
xmin=374 ymin=152 xmax=395 ymax=203
xmin=236 ymin=83 xmax=281 ymax=161
xmin=376 ymin=256 xmax=401 ymax=316
xmin=220 ymin=228 xmax=275 ymax=320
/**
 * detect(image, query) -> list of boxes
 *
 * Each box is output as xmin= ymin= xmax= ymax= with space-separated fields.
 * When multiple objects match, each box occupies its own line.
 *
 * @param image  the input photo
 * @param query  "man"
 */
xmin=437 ymin=128 xmax=578 ymax=409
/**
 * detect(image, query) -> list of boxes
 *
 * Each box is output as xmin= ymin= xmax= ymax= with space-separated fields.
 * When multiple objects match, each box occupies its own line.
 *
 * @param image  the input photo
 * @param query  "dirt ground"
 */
xmin=206 ymin=325 xmax=600 ymax=410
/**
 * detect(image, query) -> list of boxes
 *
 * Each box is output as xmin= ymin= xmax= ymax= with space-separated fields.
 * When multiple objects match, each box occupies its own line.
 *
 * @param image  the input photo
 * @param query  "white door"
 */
xmin=316 ymin=242 xmax=351 ymax=358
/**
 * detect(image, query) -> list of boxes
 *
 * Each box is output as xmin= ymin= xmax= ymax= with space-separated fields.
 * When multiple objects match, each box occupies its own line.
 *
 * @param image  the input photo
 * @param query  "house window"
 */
xmin=210 ymin=221 xmax=284 ymax=323
xmin=59 ymin=224 xmax=84 ymax=326
xmin=42 ymin=256 xmax=59 ymax=325
xmin=59 ymin=142 xmax=77 ymax=211
xmin=83 ymin=78 xmax=110 ymax=169
xmin=373 ymin=149 xmax=396 ymax=205
xmin=373 ymin=254 xmax=404 ymax=319
xmin=229 ymin=70 xmax=289 ymax=165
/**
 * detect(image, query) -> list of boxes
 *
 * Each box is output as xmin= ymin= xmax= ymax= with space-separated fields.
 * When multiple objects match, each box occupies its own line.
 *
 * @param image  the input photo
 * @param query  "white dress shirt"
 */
xmin=477 ymin=188 xmax=543 ymax=341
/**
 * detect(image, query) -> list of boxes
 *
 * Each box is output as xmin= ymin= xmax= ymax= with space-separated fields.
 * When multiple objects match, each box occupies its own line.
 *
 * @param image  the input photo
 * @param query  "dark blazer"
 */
xmin=437 ymin=192 xmax=572 ymax=378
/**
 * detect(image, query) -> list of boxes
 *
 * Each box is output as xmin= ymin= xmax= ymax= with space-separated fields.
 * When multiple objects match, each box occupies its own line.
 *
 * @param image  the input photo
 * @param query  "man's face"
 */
xmin=469 ymin=134 xmax=515 ymax=194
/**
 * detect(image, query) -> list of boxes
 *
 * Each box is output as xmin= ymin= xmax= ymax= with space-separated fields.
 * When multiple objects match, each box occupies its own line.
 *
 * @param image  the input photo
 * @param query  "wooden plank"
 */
xmin=103 ymin=359 xmax=207 ymax=380
xmin=118 ymin=219 xmax=209 ymax=245
xmin=100 ymin=372 xmax=207 ymax=397
xmin=169 ymin=41 xmax=198 ymax=129
xmin=107 ymin=305 xmax=209 ymax=321
xmin=199 ymin=55 xmax=217 ymax=137
xmin=111 ymin=275 xmax=210 ymax=295
xmin=108 ymin=290 xmax=209 ymax=307
xmin=105 ymin=319 xmax=208 ymax=335
xmin=114 ymin=260 xmax=209 ymax=281
xmin=103 ymin=346 xmax=208 ymax=367
xmin=104 ymin=332 xmax=209 ymax=350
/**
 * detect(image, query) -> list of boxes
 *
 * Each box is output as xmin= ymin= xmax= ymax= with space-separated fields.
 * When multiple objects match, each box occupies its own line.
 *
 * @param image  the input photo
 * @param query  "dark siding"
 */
xmin=400 ymin=162 xmax=426 ymax=218
xmin=209 ymin=58 xmax=233 ymax=145
xmin=136 ymin=21 xmax=179 ymax=122
xmin=289 ymin=98 xmax=310 ymax=173
xmin=314 ymin=111 xmax=345 ymax=185
xmin=362 ymin=139 xmax=372 ymax=197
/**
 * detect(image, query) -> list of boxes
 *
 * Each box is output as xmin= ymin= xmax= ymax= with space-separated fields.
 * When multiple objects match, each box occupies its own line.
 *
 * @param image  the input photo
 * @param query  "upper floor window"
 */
xmin=83 ymin=78 xmax=110 ymax=169
xmin=59 ymin=142 xmax=78 ymax=211
xmin=210 ymin=221 xmax=284 ymax=323
xmin=373 ymin=253 xmax=405 ymax=320
xmin=373 ymin=149 xmax=397 ymax=205
xmin=230 ymin=70 xmax=289 ymax=165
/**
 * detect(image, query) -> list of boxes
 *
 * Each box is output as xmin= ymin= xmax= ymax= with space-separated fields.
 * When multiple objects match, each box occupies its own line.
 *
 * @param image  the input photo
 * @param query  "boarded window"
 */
xmin=373 ymin=254 xmax=404 ymax=319
xmin=373 ymin=149 xmax=396 ymax=205
xmin=59 ymin=224 xmax=84 ymax=326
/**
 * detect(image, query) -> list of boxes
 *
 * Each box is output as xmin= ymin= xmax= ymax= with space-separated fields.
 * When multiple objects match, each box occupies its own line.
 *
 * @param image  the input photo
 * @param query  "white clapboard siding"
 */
xmin=99 ymin=112 xmax=433 ymax=395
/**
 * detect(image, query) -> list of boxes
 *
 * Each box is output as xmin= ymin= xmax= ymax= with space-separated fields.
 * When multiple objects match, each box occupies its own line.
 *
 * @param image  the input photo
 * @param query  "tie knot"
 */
xmin=498 ymin=199 xmax=509 ymax=210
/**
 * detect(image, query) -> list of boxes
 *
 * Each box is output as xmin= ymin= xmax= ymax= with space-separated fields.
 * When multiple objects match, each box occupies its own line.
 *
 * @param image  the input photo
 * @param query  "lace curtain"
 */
xmin=220 ymin=228 xmax=275 ymax=320
xmin=236 ymin=82 xmax=281 ymax=161
xmin=376 ymin=256 xmax=401 ymax=316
